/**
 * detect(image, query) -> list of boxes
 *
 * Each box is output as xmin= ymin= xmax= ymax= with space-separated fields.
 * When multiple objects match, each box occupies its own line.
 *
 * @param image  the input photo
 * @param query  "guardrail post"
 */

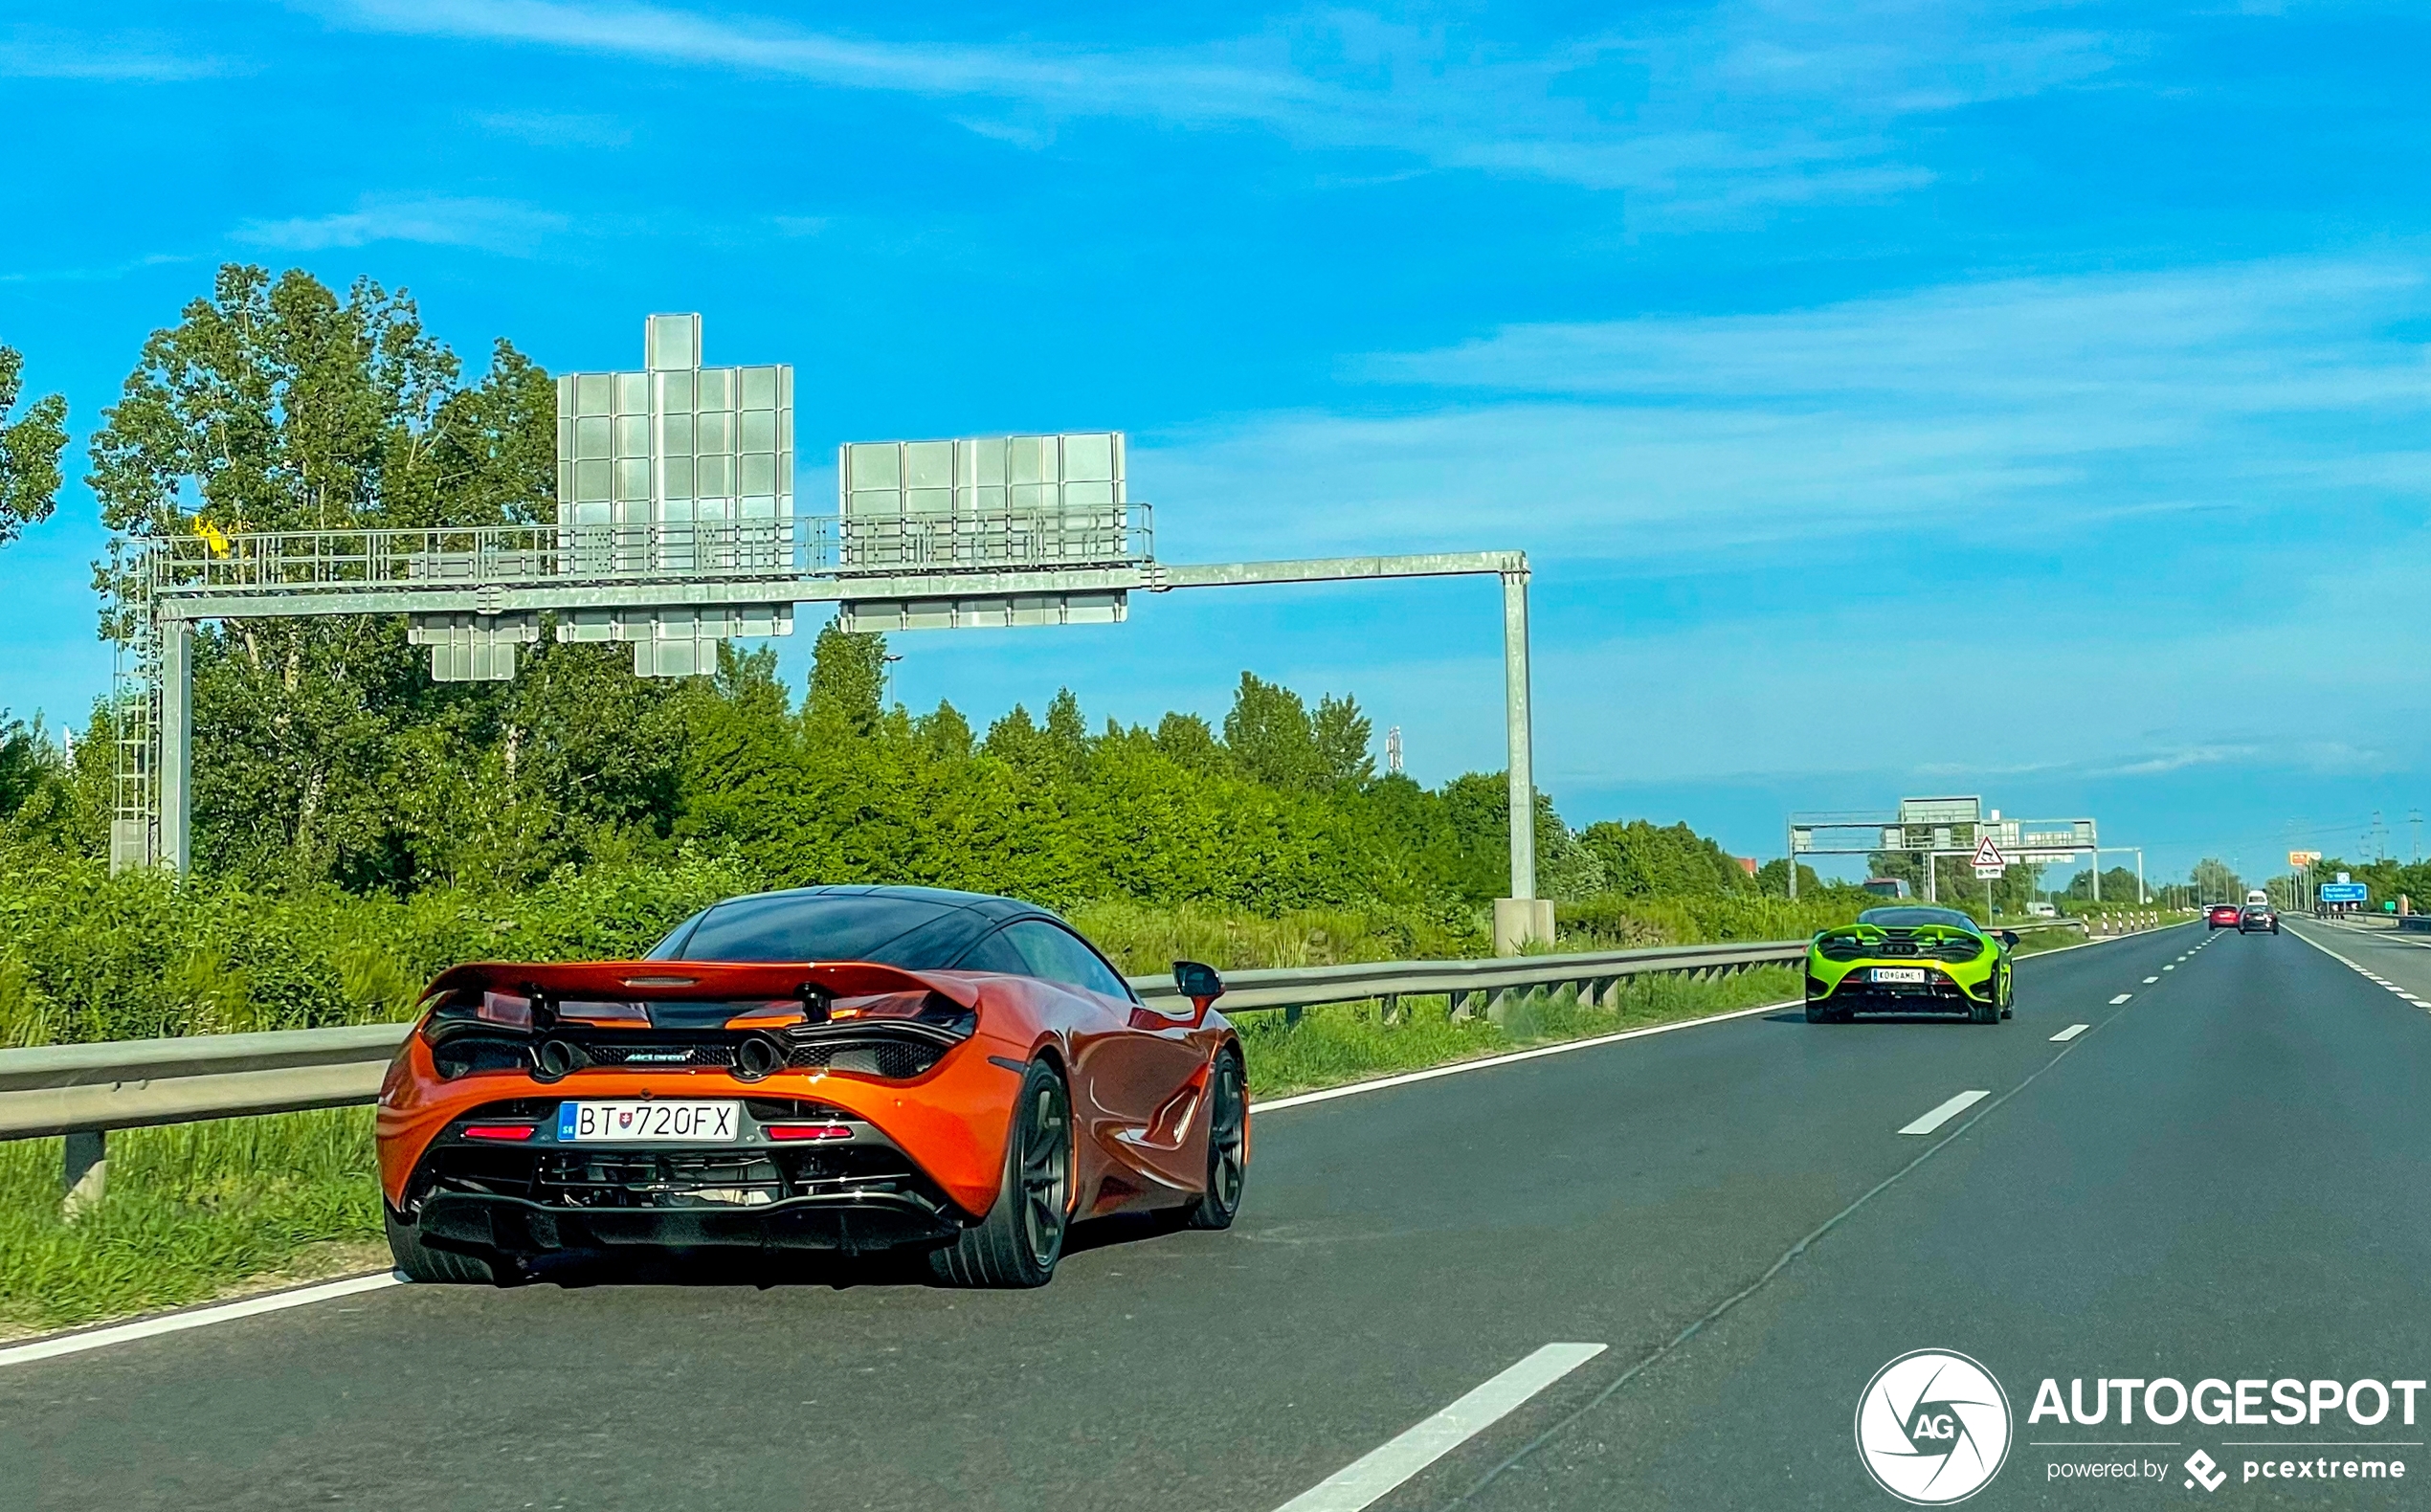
xmin=63 ymin=1128 xmax=106 ymax=1214
xmin=1380 ymin=993 xmax=1401 ymax=1024
xmin=1282 ymin=1004 xmax=1305 ymax=1029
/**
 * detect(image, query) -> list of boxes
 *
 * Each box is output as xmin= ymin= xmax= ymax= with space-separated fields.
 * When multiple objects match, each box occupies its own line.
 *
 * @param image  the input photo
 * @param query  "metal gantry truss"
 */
xmin=111 ymin=515 xmax=1545 ymax=942
xmin=1787 ymin=807 xmax=2130 ymax=904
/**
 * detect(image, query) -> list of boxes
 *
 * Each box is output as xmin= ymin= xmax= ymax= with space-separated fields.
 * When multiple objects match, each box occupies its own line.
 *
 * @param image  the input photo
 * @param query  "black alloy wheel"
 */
xmin=929 ymin=1059 xmax=1072 ymax=1288
xmin=1179 ymin=1050 xmax=1248 ymax=1230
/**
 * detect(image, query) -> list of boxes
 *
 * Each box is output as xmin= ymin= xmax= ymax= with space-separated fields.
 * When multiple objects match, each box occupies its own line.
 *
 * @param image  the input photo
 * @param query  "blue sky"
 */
xmin=2 ymin=1 xmax=2426 ymax=882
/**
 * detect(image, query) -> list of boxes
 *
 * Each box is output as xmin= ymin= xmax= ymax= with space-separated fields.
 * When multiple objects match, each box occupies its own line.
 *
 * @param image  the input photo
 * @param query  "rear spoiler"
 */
xmin=416 ymin=960 xmax=982 ymax=1012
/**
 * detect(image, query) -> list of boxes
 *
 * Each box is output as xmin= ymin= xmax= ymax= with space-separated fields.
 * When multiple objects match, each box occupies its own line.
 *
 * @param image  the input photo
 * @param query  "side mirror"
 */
xmin=1998 ymin=930 xmax=2019 ymax=948
xmin=1172 ymin=960 xmax=1224 ymax=1012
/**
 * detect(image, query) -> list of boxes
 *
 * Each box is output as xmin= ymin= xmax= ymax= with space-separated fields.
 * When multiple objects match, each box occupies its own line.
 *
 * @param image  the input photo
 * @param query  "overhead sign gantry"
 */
xmin=1787 ymin=796 xmax=2139 ymax=903
xmin=110 ymin=314 xmax=1557 ymax=952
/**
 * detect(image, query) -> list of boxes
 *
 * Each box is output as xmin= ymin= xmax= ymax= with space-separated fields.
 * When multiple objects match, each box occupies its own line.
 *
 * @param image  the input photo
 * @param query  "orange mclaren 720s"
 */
xmin=375 ymin=885 xmax=1247 ymax=1288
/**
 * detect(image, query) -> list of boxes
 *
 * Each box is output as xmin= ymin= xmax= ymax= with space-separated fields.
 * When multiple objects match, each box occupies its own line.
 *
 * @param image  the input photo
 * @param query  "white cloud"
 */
xmin=312 ymin=0 xmax=2124 ymax=211
xmin=233 ymin=195 xmax=568 ymax=255
xmin=1140 ymin=254 xmax=2431 ymax=565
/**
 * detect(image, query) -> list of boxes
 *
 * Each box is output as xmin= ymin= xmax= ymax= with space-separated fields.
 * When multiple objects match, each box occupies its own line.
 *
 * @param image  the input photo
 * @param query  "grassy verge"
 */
xmin=1237 ymin=963 xmax=1800 ymax=1097
xmin=0 ymin=1108 xmax=382 ymax=1338
xmin=0 ymin=963 xmax=1800 ymax=1336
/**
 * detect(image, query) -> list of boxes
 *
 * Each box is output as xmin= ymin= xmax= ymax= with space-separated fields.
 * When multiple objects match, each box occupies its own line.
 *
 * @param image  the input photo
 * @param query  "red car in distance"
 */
xmin=2207 ymin=904 xmax=2241 ymax=929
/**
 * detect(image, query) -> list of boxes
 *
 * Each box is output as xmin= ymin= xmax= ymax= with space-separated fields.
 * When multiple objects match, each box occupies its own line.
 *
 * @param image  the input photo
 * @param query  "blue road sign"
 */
xmin=2320 ymin=882 xmax=2369 ymax=903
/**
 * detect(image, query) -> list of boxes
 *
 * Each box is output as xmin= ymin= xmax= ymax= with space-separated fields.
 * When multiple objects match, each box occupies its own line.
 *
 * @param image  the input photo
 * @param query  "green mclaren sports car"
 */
xmin=1805 ymin=906 xmax=2018 ymax=1024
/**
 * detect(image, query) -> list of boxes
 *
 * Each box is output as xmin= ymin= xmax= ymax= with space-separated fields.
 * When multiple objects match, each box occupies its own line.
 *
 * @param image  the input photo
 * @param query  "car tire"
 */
xmin=1178 ymin=1049 xmax=1248 ymax=1231
xmin=384 ymin=1203 xmax=502 ymax=1284
xmin=929 ymin=1058 xmax=1072 ymax=1289
xmin=1806 ymin=997 xmax=1833 ymax=1023
xmin=1971 ymin=992 xmax=1999 ymax=1024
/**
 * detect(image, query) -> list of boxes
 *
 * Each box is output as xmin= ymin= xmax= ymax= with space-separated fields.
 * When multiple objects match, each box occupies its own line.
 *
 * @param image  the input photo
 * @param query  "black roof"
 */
xmin=646 ymin=884 xmax=1069 ymax=969
xmin=734 ymin=884 xmax=1052 ymax=923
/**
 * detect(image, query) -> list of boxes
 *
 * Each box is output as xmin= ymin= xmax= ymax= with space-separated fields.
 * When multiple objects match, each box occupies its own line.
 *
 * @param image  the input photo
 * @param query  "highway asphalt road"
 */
xmin=9 ymin=920 xmax=2428 ymax=1511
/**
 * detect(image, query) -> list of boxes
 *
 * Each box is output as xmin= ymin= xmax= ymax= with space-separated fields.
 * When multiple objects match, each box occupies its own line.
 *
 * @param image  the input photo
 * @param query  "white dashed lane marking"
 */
xmin=2143 ymin=976 xmax=2159 ymax=983
xmin=2108 ymin=993 xmax=2132 ymax=1004
xmin=2051 ymin=1024 xmax=2091 ymax=1042
xmin=1272 ymin=1343 xmax=1609 ymax=1512
xmin=1899 ymin=1090 xmax=1992 ymax=1136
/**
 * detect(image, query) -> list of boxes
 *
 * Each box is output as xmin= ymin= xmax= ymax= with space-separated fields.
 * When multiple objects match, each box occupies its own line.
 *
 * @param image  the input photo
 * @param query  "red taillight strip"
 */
xmin=763 ymin=1123 xmax=853 ymax=1143
xmin=461 ymin=1123 xmax=539 ymax=1142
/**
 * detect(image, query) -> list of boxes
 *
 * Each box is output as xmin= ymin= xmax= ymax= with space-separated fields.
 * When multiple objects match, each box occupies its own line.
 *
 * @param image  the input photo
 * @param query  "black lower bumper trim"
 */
xmin=415 ymin=1190 xmax=963 ymax=1254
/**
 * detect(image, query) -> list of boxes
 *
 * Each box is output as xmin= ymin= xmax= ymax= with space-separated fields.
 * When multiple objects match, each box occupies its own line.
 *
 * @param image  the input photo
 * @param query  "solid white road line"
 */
xmin=2051 ymin=1024 xmax=2091 ymax=1042
xmin=1899 ymin=1090 xmax=1992 ymax=1136
xmin=0 ymin=1273 xmax=402 ymax=1368
xmin=2109 ymin=993 xmax=2132 ymax=1004
xmin=1271 ymin=1343 xmax=1608 ymax=1512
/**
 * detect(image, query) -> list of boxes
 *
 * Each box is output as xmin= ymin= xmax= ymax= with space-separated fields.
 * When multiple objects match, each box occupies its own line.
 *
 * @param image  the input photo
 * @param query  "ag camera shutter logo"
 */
xmin=1856 ymin=1349 xmax=2013 ymax=1503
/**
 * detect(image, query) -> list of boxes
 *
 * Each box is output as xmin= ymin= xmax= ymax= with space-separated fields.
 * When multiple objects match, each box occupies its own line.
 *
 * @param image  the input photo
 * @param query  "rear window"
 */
xmin=656 ymin=892 xmax=991 ymax=971
xmin=1856 ymin=906 xmax=1981 ymax=932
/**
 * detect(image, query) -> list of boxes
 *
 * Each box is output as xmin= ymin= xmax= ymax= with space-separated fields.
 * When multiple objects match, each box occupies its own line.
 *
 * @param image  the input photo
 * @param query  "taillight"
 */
xmin=461 ymin=1123 xmax=539 ymax=1142
xmin=763 ymin=1123 xmax=853 ymax=1142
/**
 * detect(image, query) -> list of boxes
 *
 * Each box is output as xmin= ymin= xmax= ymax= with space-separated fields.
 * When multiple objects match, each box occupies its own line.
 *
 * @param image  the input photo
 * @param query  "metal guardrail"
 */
xmin=0 ymin=939 xmax=1806 ymax=1147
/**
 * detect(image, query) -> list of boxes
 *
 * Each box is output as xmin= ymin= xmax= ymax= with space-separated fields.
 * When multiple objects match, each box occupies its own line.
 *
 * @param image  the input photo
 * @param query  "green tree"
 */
xmin=0 ymin=345 xmax=68 ymax=550
xmin=1151 ymin=711 xmax=1225 ymax=773
xmin=2064 ymin=865 xmax=2146 ymax=902
xmin=1223 ymin=672 xmax=1321 ymax=789
xmin=2188 ymin=857 xmax=2241 ymax=901
xmin=1581 ymin=819 xmax=1751 ymax=897
xmin=804 ymin=622 xmax=885 ymax=740
xmin=0 ymin=711 xmax=52 ymax=817
xmin=916 ymin=700 xmax=973 ymax=761
xmin=87 ymin=265 xmax=458 ymax=541
xmin=1312 ymin=693 xmax=1374 ymax=786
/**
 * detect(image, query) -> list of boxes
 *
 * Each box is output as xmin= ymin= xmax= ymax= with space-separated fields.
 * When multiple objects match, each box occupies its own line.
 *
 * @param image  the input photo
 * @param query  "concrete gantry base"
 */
xmin=1493 ymin=898 xmax=1556 ymax=957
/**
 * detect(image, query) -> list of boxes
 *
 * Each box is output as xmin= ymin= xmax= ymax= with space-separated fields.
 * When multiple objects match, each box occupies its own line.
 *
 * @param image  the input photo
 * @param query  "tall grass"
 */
xmin=1555 ymin=892 xmax=1869 ymax=947
xmin=0 ymin=1109 xmax=381 ymax=1335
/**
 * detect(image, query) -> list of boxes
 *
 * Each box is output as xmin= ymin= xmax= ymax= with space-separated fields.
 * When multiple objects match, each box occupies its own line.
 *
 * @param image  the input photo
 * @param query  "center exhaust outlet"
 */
xmin=733 ymin=1034 xmax=784 ymax=1081
xmin=533 ymin=1038 xmax=582 ymax=1080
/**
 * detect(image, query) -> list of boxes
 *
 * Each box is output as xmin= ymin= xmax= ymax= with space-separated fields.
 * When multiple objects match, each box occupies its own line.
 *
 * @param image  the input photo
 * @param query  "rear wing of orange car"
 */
xmin=417 ymin=959 xmax=983 ymax=1014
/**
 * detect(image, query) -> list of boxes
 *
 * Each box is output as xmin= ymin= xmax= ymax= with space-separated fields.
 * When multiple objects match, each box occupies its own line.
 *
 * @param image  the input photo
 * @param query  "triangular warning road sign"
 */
xmin=1972 ymin=835 xmax=2007 ymax=872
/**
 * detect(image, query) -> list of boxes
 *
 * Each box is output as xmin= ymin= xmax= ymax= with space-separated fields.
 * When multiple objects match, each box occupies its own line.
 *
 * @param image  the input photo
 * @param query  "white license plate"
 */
xmin=1870 ymin=967 xmax=1929 ymax=984
xmin=556 ymin=1101 xmax=742 ymax=1143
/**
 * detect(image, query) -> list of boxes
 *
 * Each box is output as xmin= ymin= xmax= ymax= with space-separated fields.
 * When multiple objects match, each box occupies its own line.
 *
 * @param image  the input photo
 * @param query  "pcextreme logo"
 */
xmin=1857 ymin=1350 xmax=2015 ymax=1504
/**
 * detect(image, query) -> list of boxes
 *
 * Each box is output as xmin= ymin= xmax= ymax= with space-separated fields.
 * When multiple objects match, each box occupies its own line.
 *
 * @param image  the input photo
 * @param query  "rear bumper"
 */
xmin=414 ymin=1188 xmax=961 ymax=1254
xmin=378 ymin=1028 xmax=1033 ymax=1218
xmin=1807 ymin=964 xmax=1994 ymax=1013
